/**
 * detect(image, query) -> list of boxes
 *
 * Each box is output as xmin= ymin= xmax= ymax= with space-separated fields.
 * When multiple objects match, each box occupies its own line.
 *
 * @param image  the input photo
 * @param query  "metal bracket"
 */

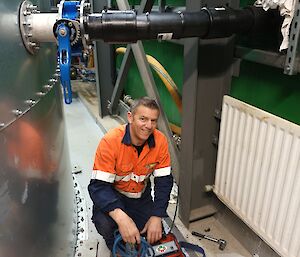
xmin=284 ymin=1 xmax=300 ymax=75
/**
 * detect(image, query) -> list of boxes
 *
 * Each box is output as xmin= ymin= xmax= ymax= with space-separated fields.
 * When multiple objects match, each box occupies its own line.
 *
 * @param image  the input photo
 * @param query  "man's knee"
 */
xmin=92 ymin=209 xmax=117 ymax=249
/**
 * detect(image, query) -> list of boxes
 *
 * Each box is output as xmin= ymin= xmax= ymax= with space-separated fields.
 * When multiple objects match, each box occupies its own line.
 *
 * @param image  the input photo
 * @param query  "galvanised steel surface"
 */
xmin=0 ymin=1 xmax=75 ymax=256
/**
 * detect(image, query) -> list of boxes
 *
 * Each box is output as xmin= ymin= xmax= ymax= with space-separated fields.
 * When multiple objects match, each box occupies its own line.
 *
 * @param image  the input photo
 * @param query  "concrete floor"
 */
xmin=63 ymin=83 xmax=254 ymax=257
xmin=64 ymin=98 xmax=111 ymax=257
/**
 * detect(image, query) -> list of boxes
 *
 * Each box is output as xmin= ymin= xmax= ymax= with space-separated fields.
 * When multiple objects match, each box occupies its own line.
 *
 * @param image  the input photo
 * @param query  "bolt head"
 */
xmin=36 ymin=91 xmax=45 ymax=97
xmin=59 ymin=28 xmax=67 ymax=37
xmin=84 ymin=3 xmax=91 ymax=9
xmin=12 ymin=109 xmax=22 ymax=116
xmin=25 ymin=99 xmax=36 ymax=106
xmin=44 ymin=84 xmax=53 ymax=90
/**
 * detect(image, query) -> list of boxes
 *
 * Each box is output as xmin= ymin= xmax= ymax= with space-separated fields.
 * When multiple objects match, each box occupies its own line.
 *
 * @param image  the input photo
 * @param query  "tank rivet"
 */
xmin=36 ymin=91 xmax=46 ymax=97
xmin=12 ymin=109 xmax=22 ymax=116
xmin=44 ymin=84 xmax=53 ymax=90
xmin=25 ymin=99 xmax=36 ymax=106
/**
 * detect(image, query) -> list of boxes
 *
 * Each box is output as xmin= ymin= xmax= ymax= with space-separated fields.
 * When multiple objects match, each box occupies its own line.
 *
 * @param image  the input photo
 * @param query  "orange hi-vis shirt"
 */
xmin=92 ymin=124 xmax=171 ymax=198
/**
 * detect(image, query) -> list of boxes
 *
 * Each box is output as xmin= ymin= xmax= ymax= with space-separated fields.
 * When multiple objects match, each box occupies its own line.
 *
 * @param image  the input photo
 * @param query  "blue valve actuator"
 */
xmin=61 ymin=1 xmax=80 ymax=20
xmin=57 ymin=1 xmax=80 ymax=104
xmin=57 ymin=23 xmax=72 ymax=104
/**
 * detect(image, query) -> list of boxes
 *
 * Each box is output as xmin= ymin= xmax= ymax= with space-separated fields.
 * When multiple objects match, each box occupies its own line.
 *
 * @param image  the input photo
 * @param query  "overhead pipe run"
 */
xmin=84 ymin=7 xmax=268 ymax=43
xmin=19 ymin=0 xmax=276 ymax=50
xmin=19 ymin=1 xmax=275 ymax=53
xmin=18 ymin=0 xmax=276 ymax=104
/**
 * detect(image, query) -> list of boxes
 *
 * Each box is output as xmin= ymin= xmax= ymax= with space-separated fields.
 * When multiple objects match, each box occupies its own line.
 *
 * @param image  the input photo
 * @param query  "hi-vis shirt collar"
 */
xmin=121 ymin=124 xmax=155 ymax=148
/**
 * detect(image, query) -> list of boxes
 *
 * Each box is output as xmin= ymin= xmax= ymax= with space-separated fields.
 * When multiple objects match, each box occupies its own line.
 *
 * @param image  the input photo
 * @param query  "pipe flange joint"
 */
xmin=19 ymin=0 xmax=40 ymax=54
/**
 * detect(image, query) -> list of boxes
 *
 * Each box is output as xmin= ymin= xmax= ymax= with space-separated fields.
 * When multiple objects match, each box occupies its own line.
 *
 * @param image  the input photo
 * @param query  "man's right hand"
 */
xmin=109 ymin=208 xmax=141 ymax=245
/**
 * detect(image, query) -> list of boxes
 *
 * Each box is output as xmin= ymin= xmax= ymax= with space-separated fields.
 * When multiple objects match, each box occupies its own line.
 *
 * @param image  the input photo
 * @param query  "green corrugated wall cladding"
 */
xmin=232 ymin=1 xmax=300 ymax=125
xmin=231 ymin=61 xmax=300 ymax=125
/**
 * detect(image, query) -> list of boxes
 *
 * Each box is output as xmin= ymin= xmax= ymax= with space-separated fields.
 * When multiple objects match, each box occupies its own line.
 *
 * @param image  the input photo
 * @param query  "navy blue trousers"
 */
xmin=92 ymin=188 xmax=154 ymax=250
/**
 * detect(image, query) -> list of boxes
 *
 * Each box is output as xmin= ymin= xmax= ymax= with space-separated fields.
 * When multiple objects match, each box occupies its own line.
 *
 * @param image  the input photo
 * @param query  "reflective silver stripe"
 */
xmin=92 ymin=170 xmax=115 ymax=183
xmin=153 ymin=166 xmax=171 ymax=177
xmin=131 ymin=173 xmax=150 ymax=183
xmin=115 ymin=173 xmax=150 ymax=183
xmin=115 ymin=182 xmax=147 ymax=198
xmin=115 ymin=174 xmax=131 ymax=182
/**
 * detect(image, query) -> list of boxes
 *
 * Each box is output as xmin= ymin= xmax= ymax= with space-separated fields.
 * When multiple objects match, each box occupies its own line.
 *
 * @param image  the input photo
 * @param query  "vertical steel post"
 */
xmin=179 ymin=0 xmax=238 ymax=226
xmin=93 ymin=0 xmax=116 ymax=117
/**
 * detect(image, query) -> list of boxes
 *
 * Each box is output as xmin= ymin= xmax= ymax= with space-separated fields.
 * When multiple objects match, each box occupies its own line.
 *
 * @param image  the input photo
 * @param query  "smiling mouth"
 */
xmin=141 ymin=129 xmax=151 ymax=135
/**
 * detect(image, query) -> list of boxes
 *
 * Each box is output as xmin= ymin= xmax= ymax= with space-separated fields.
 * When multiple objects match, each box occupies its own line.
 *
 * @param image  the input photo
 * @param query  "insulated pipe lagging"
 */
xmin=84 ymin=7 xmax=256 ymax=43
xmin=85 ymin=10 xmax=210 ymax=42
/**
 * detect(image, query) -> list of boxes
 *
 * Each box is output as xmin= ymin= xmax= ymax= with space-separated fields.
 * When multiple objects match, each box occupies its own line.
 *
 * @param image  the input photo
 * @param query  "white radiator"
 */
xmin=214 ymin=96 xmax=300 ymax=257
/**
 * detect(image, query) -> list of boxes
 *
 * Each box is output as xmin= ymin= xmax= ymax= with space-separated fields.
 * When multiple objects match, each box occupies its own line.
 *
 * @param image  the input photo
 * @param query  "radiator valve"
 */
xmin=204 ymin=184 xmax=214 ymax=192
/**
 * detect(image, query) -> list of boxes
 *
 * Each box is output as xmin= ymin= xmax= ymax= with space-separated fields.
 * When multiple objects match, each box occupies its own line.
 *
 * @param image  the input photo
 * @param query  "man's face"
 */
xmin=128 ymin=105 xmax=159 ymax=145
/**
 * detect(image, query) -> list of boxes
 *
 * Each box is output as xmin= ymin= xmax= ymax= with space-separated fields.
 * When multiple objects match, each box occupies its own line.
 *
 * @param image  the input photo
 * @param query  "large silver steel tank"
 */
xmin=0 ymin=1 xmax=75 ymax=256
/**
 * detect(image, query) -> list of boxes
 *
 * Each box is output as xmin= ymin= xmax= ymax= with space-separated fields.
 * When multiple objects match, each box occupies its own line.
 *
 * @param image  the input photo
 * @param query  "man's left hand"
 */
xmin=140 ymin=216 xmax=162 ymax=244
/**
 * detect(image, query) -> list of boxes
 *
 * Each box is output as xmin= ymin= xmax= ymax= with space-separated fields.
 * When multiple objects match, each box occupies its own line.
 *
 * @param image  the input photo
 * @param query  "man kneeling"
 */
xmin=88 ymin=97 xmax=173 ymax=253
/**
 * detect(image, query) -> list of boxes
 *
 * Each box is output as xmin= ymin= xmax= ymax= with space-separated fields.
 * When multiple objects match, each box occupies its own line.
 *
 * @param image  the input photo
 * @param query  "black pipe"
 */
xmin=84 ymin=7 xmax=270 ymax=43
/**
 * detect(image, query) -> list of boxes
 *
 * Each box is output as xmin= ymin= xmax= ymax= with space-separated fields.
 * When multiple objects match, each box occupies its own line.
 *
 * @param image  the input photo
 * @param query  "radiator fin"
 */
xmin=215 ymin=96 xmax=300 ymax=257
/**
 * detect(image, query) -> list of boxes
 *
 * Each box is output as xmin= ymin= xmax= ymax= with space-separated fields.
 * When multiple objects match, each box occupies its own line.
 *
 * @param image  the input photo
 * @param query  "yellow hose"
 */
xmin=116 ymin=47 xmax=182 ymax=113
xmin=169 ymin=123 xmax=181 ymax=135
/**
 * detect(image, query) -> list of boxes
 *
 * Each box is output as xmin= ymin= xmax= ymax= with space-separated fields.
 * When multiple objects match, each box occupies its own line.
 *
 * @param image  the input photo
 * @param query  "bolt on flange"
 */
xmin=19 ymin=0 xmax=40 ymax=54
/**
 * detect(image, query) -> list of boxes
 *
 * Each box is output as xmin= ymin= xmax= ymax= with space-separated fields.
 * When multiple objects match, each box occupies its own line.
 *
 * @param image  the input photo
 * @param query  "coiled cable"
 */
xmin=112 ymin=231 xmax=155 ymax=257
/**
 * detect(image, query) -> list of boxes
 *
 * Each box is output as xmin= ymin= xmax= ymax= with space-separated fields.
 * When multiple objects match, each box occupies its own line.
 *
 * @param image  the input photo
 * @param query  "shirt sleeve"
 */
xmin=152 ymin=175 xmax=173 ymax=217
xmin=153 ymin=135 xmax=171 ymax=177
xmin=92 ymin=137 xmax=117 ymax=182
xmin=88 ymin=179 xmax=125 ymax=213
xmin=152 ymin=134 xmax=173 ymax=217
xmin=89 ymin=136 xmax=124 ymax=213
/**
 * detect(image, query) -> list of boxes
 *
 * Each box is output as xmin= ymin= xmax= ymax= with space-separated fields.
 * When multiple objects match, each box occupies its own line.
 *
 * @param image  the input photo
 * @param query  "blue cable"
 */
xmin=112 ymin=231 xmax=155 ymax=257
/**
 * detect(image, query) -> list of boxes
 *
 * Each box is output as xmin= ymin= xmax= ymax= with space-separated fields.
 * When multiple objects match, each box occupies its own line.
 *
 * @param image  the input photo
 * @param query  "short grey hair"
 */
xmin=130 ymin=96 xmax=160 ymax=114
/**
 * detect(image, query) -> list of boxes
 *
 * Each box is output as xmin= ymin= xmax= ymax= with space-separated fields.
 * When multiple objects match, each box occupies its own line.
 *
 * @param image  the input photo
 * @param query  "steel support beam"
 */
xmin=109 ymin=0 xmax=155 ymax=115
xmin=131 ymin=42 xmax=180 ymax=182
xmin=179 ymin=0 xmax=237 ymax=227
xmin=109 ymin=46 xmax=133 ymax=114
xmin=92 ymin=0 xmax=116 ymax=117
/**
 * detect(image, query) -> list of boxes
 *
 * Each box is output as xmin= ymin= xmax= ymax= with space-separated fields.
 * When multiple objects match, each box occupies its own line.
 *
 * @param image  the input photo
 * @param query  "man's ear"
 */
xmin=127 ymin=111 xmax=133 ymax=124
